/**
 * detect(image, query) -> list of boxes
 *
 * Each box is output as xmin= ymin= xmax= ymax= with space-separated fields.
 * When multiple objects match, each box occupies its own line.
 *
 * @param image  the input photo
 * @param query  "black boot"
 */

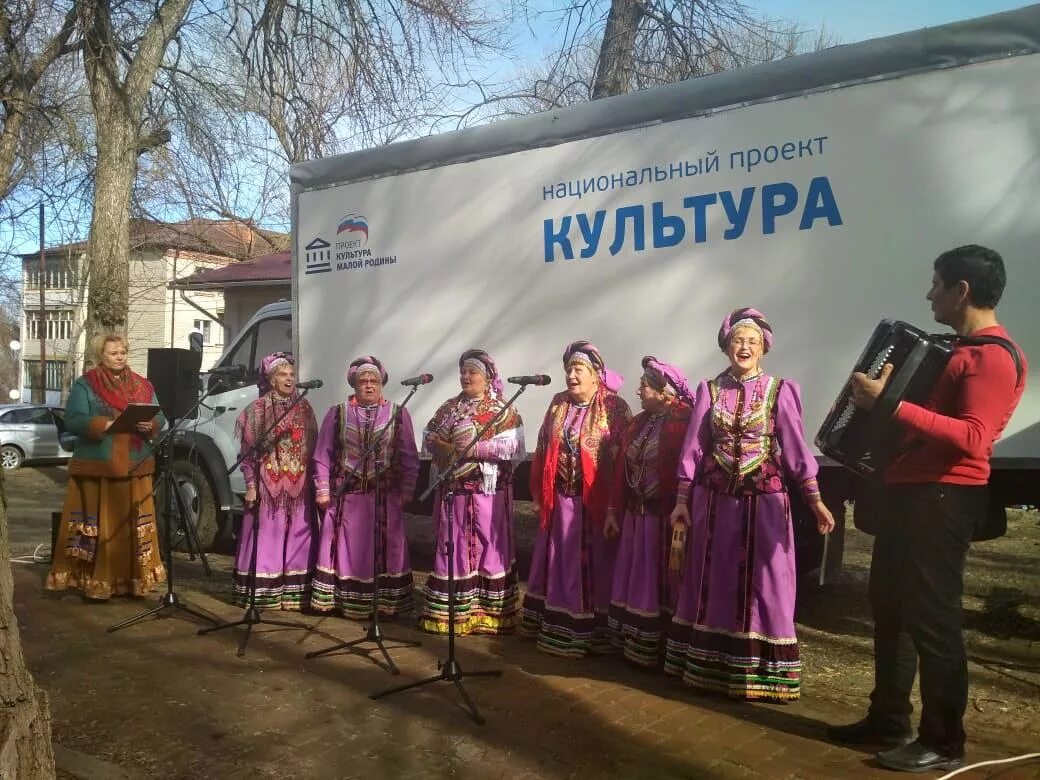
xmin=827 ymin=717 xmax=913 ymax=748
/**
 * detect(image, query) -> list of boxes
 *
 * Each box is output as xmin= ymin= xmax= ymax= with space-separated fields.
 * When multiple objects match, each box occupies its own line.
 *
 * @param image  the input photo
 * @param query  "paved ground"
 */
xmin=5 ymin=465 xmax=1040 ymax=779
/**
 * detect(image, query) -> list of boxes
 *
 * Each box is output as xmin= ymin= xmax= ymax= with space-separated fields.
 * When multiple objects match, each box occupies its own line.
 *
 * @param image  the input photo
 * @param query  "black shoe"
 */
xmin=876 ymin=741 xmax=964 ymax=773
xmin=827 ymin=717 xmax=913 ymax=748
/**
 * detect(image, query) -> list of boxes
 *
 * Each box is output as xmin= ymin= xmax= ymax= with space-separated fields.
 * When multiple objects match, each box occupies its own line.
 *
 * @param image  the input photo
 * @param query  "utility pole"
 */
xmin=35 ymin=203 xmax=46 ymax=404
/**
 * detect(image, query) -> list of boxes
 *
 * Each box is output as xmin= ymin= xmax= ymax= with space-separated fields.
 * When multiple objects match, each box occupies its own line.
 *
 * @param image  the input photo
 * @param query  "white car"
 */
xmin=0 ymin=404 xmax=73 ymax=470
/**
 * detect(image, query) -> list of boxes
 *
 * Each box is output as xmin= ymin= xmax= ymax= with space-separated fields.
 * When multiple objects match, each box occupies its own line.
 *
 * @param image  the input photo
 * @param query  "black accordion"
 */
xmin=815 ymin=320 xmax=955 ymax=478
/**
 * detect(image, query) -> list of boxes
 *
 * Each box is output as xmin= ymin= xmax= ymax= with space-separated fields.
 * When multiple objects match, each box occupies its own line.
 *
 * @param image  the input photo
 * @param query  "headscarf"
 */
xmin=641 ymin=356 xmax=694 ymax=405
xmin=458 ymin=348 xmax=503 ymax=396
xmin=717 ymin=307 xmax=773 ymax=353
xmin=347 ymin=355 xmax=388 ymax=389
xmin=562 ymin=340 xmax=623 ymax=393
xmin=257 ymin=351 xmax=294 ymax=397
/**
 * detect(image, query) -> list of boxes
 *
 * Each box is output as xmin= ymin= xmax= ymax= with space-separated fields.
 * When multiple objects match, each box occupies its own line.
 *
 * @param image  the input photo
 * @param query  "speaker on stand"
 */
xmin=147 ymin=348 xmax=204 ymax=422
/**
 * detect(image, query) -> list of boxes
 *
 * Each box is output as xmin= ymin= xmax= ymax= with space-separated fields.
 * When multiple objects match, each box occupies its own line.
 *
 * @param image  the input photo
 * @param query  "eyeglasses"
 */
xmin=731 ymin=338 xmax=761 ymax=348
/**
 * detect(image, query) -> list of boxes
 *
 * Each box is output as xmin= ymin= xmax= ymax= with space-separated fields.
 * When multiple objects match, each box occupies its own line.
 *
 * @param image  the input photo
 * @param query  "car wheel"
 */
xmin=1 ymin=445 xmax=24 ymax=470
xmin=157 ymin=457 xmax=223 ymax=551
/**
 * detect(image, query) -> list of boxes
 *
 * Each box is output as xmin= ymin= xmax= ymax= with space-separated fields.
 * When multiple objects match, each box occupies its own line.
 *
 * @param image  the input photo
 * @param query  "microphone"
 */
xmin=204 ymin=364 xmax=246 ymax=376
xmin=295 ymin=379 xmax=323 ymax=390
xmin=508 ymin=375 xmax=552 ymax=386
xmin=400 ymin=373 xmax=433 ymax=387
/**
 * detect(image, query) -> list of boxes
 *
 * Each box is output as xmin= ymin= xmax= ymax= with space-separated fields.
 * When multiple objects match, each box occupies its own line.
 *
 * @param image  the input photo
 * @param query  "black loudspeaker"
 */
xmin=147 ymin=348 xmax=202 ymax=422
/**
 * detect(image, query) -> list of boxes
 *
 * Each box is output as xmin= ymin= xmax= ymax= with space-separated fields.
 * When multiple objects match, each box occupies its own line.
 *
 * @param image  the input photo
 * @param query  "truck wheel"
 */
xmin=160 ymin=458 xmax=222 ymax=551
xmin=1 ymin=444 xmax=24 ymax=470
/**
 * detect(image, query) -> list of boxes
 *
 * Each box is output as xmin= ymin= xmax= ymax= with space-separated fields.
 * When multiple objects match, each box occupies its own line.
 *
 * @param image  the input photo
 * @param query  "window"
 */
xmin=193 ymin=319 xmax=212 ymax=344
xmin=22 ymin=360 xmax=66 ymax=392
xmin=0 ymin=407 xmax=53 ymax=424
xmin=24 ymin=258 xmax=79 ymax=290
xmin=25 ymin=310 xmax=74 ymax=341
xmin=209 ymin=316 xmax=290 ymax=391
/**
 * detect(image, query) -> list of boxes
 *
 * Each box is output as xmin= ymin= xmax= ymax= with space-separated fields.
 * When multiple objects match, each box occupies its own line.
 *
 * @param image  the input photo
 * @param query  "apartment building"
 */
xmin=20 ymin=219 xmax=287 ymax=404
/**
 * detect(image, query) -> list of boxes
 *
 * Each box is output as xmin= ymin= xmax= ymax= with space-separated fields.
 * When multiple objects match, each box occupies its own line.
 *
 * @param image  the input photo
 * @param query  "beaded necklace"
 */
xmin=562 ymin=400 xmax=590 ymax=455
xmin=624 ymin=412 xmax=664 ymax=490
xmin=719 ymin=371 xmax=766 ymax=416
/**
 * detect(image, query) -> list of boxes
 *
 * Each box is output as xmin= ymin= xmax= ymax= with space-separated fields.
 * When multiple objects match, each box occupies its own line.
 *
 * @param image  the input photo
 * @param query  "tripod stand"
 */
xmin=306 ymin=387 xmax=423 ymax=674
xmin=108 ymin=386 xmax=224 ymax=633
xmin=199 ymin=388 xmax=315 ymax=657
xmin=370 ymin=384 xmax=529 ymax=724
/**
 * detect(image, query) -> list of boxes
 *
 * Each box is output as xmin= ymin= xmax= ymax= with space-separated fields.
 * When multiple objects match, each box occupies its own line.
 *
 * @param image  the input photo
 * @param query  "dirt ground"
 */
xmin=6 ymin=465 xmax=1040 ymax=779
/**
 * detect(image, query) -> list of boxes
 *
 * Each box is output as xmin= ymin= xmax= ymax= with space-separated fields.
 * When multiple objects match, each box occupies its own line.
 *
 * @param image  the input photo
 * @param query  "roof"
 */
xmin=291 ymin=4 xmax=1040 ymax=191
xmin=23 ymin=219 xmax=288 ymax=262
xmin=168 ymin=250 xmax=291 ymax=290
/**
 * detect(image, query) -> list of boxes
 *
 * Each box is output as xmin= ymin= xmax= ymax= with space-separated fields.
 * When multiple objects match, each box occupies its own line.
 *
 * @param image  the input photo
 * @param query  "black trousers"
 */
xmin=867 ymin=482 xmax=986 ymax=757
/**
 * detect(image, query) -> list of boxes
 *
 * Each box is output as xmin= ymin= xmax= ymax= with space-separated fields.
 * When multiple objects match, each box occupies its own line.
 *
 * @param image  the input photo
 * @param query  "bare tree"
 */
xmin=76 ymin=0 xmax=193 ymax=345
xmin=0 ymin=467 xmax=56 ymax=777
xmin=477 ymin=7 xmax=837 ymax=121
xmin=0 ymin=0 xmax=80 ymax=201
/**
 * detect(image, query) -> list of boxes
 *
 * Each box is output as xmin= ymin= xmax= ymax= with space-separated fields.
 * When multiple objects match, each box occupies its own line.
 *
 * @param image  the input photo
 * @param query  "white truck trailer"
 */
xmin=173 ymin=5 xmax=1040 ymax=586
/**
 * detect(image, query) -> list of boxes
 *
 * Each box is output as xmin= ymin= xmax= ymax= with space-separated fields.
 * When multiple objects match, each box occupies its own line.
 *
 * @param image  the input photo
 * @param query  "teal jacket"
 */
xmin=66 ymin=376 xmax=165 ymax=478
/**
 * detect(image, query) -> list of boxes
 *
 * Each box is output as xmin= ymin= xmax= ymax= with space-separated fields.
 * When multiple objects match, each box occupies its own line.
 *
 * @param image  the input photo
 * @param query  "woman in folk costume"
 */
xmin=605 ymin=356 xmax=695 ymax=667
xmin=311 ymin=356 xmax=420 ymax=618
xmin=233 ymin=352 xmax=317 ymax=611
xmin=521 ymin=341 xmax=632 ymax=657
xmin=666 ymin=308 xmax=835 ymax=701
xmin=46 ymin=335 xmax=165 ymax=600
xmin=420 ymin=349 xmax=525 ymax=635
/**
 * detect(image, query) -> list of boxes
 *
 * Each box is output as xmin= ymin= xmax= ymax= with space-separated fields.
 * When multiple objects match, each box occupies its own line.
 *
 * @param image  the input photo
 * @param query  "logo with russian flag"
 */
xmin=337 ymin=213 xmax=369 ymax=244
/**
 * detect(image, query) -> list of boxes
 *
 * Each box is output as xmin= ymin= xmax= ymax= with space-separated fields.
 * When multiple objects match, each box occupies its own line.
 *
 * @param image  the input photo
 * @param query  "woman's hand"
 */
xmin=427 ymin=433 xmax=454 ymax=463
xmin=244 ymin=486 xmax=257 ymax=507
xmin=315 ymin=492 xmax=330 ymax=510
xmin=604 ymin=509 xmax=620 ymax=540
xmin=670 ymin=502 xmax=690 ymax=529
xmin=135 ymin=421 xmax=152 ymax=433
xmin=811 ymin=499 xmax=836 ymax=534
xmin=104 ymin=419 xmax=114 ymax=431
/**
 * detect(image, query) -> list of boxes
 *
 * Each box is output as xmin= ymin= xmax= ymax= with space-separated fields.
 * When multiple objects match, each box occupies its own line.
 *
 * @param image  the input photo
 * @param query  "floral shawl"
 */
xmin=531 ymin=389 xmax=631 ymax=529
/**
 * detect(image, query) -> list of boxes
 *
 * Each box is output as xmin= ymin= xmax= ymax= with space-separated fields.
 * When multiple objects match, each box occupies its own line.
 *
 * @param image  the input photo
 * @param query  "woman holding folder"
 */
xmin=46 ymin=334 xmax=167 ymax=600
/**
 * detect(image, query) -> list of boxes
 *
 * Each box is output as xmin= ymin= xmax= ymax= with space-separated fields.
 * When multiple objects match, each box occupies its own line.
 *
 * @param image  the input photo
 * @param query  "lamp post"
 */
xmin=9 ymin=339 xmax=22 ymax=403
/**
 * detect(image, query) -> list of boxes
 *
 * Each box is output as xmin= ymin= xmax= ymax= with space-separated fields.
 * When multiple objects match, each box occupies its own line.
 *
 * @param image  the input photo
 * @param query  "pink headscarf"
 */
xmin=257 ymin=352 xmax=294 ymax=396
xmin=563 ymin=340 xmax=623 ymax=393
xmin=641 ymin=355 xmax=694 ymax=404
xmin=717 ymin=307 xmax=773 ymax=353
xmin=347 ymin=355 xmax=388 ymax=388
xmin=459 ymin=348 xmax=504 ymax=396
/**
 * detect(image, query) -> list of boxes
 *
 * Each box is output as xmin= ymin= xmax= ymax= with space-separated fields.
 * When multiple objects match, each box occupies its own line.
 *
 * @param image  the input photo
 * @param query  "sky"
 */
xmin=753 ymin=0 xmax=1029 ymax=42
xmin=511 ymin=0 xmax=1032 ymax=64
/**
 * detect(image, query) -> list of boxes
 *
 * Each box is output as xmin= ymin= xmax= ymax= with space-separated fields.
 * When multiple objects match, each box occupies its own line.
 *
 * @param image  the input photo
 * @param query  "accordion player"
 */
xmin=815 ymin=320 xmax=955 ymax=477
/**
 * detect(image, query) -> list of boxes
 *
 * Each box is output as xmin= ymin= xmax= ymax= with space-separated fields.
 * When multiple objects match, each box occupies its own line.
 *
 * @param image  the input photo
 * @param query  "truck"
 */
xmin=171 ymin=5 xmax=1040 ymax=587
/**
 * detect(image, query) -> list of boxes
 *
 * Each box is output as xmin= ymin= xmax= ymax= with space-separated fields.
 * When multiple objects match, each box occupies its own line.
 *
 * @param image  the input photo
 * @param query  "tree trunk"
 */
xmin=84 ymin=117 xmax=138 ymax=346
xmin=77 ymin=0 xmax=194 ymax=353
xmin=592 ymin=0 xmax=646 ymax=99
xmin=0 ymin=468 xmax=56 ymax=779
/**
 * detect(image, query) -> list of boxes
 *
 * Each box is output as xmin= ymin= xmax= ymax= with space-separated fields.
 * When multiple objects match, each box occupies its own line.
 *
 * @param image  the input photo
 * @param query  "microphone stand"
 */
xmin=305 ymin=385 xmax=424 ymax=674
xmin=108 ymin=379 xmax=229 ymax=633
xmin=198 ymin=386 xmax=315 ymax=657
xmin=370 ymin=383 xmax=531 ymax=725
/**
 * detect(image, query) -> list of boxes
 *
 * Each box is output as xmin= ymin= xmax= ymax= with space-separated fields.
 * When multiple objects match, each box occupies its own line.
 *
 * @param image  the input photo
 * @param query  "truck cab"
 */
xmin=170 ymin=301 xmax=292 ymax=548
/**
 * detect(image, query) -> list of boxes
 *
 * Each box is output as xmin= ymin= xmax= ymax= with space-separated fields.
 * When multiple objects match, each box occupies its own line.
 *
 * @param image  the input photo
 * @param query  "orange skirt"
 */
xmin=46 ymin=475 xmax=166 ymax=599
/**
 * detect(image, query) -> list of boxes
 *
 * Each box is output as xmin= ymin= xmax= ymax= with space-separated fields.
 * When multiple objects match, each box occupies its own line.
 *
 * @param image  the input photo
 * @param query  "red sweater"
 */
xmin=886 ymin=325 xmax=1026 ymax=486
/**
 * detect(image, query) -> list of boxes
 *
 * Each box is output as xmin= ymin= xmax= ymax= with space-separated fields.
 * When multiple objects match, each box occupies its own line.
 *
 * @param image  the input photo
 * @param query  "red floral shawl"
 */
xmin=530 ymin=389 xmax=631 ymax=529
xmin=83 ymin=366 xmax=154 ymax=412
